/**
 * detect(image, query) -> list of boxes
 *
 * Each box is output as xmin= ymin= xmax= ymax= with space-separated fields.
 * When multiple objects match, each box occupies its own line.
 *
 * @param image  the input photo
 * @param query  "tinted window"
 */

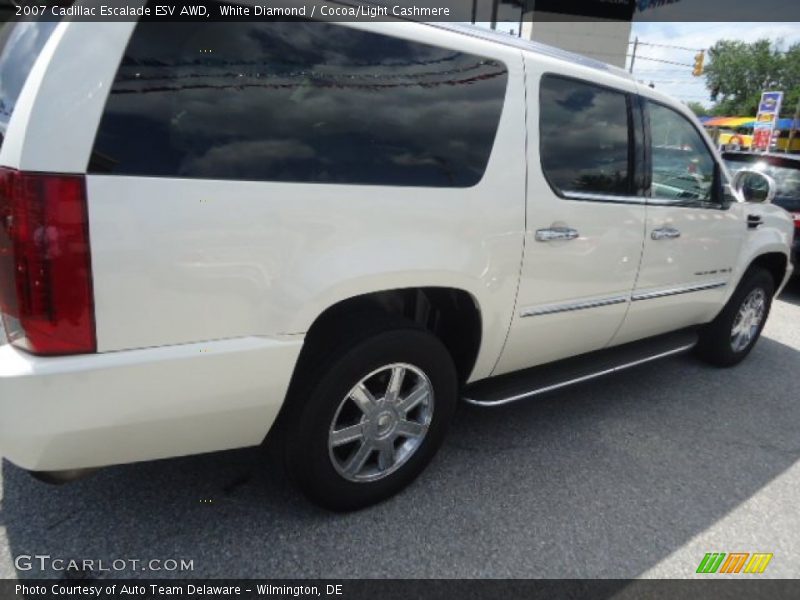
xmin=90 ymin=20 xmax=508 ymax=187
xmin=540 ymin=75 xmax=631 ymax=196
xmin=0 ymin=22 xmax=58 ymax=150
xmin=648 ymin=102 xmax=716 ymax=203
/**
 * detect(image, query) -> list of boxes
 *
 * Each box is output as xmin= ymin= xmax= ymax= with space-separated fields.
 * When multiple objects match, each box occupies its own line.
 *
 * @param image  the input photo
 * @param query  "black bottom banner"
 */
xmin=2 ymin=580 xmax=800 ymax=600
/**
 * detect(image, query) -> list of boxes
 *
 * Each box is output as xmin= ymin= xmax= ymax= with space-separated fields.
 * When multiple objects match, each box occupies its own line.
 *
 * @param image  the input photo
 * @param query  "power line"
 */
xmin=628 ymin=40 xmax=704 ymax=52
xmin=631 ymin=66 xmax=698 ymax=71
xmin=646 ymin=78 xmax=706 ymax=84
xmin=628 ymin=55 xmax=694 ymax=68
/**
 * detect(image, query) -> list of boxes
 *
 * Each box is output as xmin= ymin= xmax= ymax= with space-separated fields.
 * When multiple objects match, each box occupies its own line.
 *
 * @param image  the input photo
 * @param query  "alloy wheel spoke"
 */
xmin=350 ymin=383 xmax=377 ymax=414
xmin=344 ymin=441 xmax=373 ymax=477
xmin=376 ymin=442 xmax=395 ymax=471
xmin=396 ymin=419 xmax=426 ymax=439
xmin=397 ymin=383 xmax=429 ymax=414
xmin=731 ymin=318 xmax=744 ymax=337
xmin=734 ymin=329 xmax=749 ymax=351
xmin=385 ymin=366 xmax=406 ymax=404
xmin=330 ymin=423 xmax=364 ymax=447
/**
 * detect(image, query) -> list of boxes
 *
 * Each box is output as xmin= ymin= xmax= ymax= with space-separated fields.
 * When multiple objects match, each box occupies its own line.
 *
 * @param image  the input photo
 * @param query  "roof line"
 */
xmin=335 ymin=1 xmax=635 ymax=81
xmin=424 ymin=22 xmax=634 ymax=80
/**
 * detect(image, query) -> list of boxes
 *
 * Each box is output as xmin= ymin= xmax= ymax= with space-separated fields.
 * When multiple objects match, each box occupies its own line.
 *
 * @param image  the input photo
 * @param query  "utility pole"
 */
xmin=490 ymin=0 xmax=499 ymax=30
xmin=787 ymin=96 xmax=800 ymax=154
xmin=629 ymin=37 xmax=639 ymax=74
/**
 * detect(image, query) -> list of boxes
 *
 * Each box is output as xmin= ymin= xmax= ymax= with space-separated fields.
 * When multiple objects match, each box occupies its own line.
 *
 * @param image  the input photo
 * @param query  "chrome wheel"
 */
xmin=730 ymin=288 xmax=766 ymax=353
xmin=328 ymin=363 xmax=434 ymax=483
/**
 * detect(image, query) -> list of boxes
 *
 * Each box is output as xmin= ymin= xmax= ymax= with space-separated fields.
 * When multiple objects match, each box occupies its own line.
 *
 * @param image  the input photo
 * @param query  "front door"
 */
xmin=494 ymin=67 xmax=646 ymax=375
xmin=612 ymin=95 xmax=746 ymax=345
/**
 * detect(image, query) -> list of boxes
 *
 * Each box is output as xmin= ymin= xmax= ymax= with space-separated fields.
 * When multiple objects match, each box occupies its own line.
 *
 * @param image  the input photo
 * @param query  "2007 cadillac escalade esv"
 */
xmin=0 ymin=7 xmax=794 ymax=510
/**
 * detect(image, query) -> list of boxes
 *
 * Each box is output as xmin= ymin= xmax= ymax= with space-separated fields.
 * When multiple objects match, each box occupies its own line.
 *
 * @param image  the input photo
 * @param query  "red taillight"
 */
xmin=0 ymin=168 xmax=95 ymax=355
xmin=793 ymin=213 xmax=800 ymax=230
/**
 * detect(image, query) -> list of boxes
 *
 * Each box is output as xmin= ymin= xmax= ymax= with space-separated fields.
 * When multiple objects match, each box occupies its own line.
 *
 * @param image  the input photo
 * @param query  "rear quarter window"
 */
xmin=0 ymin=21 xmax=57 ymax=151
xmin=90 ymin=20 xmax=509 ymax=188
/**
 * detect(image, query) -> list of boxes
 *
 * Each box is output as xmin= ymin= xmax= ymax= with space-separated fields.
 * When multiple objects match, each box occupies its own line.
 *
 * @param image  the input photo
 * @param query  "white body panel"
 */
xmin=0 ymin=337 xmax=301 ymax=470
xmin=494 ymin=56 xmax=645 ymax=375
xmin=0 ymin=18 xmax=793 ymax=474
xmin=613 ymin=86 xmax=793 ymax=344
xmin=82 ymin=22 xmax=528 ymax=384
xmin=1 ymin=20 xmax=138 ymax=173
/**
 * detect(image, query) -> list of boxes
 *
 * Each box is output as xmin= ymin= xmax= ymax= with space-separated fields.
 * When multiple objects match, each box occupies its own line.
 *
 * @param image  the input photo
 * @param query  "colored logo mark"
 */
xmin=696 ymin=553 xmax=773 ymax=574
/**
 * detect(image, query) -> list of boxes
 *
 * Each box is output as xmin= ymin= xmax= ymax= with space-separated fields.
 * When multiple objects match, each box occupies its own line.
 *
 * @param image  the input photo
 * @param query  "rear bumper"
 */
xmin=0 ymin=336 xmax=302 ymax=471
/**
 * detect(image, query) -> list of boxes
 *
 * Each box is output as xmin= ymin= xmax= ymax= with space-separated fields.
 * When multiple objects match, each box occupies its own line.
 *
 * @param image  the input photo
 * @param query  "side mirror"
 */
xmin=732 ymin=169 xmax=777 ymax=204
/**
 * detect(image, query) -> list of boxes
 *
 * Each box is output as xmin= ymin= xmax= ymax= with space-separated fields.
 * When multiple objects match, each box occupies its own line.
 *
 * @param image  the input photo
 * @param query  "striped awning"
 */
xmin=701 ymin=116 xmax=800 ymax=129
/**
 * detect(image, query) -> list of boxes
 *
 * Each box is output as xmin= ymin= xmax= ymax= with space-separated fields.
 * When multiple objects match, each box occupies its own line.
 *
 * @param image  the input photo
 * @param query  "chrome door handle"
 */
xmin=747 ymin=214 xmax=763 ymax=229
xmin=535 ymin=227 xmax=579 ymax=242
xmin=651 ymin=227 xmax=681 ymax=241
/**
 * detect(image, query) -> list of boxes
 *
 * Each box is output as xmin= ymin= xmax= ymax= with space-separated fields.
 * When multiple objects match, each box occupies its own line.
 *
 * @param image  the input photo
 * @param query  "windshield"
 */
xmin=0 ymin=21 xmax=57 ymax=151
xmin=723 ymin=156 xmax=800 ymax=212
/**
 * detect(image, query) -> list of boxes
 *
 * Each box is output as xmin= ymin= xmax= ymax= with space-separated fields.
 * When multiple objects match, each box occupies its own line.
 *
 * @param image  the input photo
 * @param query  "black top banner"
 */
xmin=2 ymin=0 xmax=800 ymax=22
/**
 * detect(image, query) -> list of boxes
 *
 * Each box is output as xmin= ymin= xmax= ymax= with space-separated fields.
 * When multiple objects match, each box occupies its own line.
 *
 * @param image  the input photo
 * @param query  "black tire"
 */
xmin=695 ymin=267 xmax=774 ymax=367
xmin=284 ymin=317 xmax=458 ymax=511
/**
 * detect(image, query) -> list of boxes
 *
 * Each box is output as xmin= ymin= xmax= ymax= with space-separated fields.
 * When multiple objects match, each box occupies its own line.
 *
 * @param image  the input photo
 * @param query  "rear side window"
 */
xmin=90 ymin=20 xmax=508 ymax=187
xmin=0 ymin=22 xmax=57 ymax=151
xmin=539 ymin=75 xmax=631 ymax=196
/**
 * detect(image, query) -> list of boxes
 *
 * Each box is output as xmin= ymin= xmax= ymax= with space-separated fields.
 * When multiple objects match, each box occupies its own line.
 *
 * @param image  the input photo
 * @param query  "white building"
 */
xmin=472 ymin=0 xmax=634 ymax=69
xmin=522 ymin=18 xmax=632 ymax=69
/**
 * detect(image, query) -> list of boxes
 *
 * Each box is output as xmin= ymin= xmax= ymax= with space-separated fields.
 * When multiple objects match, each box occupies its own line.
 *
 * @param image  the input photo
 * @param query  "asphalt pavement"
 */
xmin=0 ymin=278 xmax=799 ymax=579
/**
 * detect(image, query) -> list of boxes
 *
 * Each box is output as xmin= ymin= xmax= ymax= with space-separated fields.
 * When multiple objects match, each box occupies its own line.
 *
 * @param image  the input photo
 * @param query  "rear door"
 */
xmin=612 ymin=96 xmax=746 ymax=345
xmin=494 ymin=66 xmax=647 ymax=375
xmin=81 ymin=18 xmax=527 ymax=378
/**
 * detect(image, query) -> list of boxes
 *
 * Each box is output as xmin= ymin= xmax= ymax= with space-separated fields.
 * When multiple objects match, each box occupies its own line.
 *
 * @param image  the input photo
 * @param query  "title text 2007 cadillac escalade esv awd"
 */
xmin=0 ymin=10 xmax=794 ymax=510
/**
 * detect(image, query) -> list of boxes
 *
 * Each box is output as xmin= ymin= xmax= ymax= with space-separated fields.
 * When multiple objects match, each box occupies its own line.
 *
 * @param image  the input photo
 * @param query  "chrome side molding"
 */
xmin=520 ymin=295 xmax=628 ymax=318
xmin=562 ymin=191 xmax=646 ymax=205
xmin=631 ymin=280 xmax=727 ymax=302
xmin=520 ymin=281 xmax=727 ymax=318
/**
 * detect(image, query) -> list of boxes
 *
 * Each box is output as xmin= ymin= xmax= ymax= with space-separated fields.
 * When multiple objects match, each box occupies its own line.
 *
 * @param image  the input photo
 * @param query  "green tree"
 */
xmin=782 ymin=43 xmax=800 ymax=119
xmin=704 ymin=38 xmax=795 ymax=116
xmin=685 ymin=101 xmax=710 ymax=117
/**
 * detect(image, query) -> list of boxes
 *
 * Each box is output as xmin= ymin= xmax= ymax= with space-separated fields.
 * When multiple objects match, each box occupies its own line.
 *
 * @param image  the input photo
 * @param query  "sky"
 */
xmin=627 ymin=22 xmax=800 ymax=109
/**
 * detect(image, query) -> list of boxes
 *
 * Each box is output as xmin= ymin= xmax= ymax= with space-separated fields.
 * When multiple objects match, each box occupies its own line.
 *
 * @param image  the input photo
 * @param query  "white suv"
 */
xmin=0 ymin=11 xmax=794 ymax=510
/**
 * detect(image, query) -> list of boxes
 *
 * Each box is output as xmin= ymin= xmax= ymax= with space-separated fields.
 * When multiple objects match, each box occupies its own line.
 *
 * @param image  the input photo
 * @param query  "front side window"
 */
xmin=539 ymin=75 xmax=631 ymax=196
xmin=647 ymin=102 xmax=717 ymax=203
xmin=90 ymin=19 xmax=508 ymax=187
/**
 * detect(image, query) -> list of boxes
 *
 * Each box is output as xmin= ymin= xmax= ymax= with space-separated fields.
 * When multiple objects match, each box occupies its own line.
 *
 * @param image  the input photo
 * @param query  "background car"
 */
xmin=723 ymin=151 xmax=800 ymax=270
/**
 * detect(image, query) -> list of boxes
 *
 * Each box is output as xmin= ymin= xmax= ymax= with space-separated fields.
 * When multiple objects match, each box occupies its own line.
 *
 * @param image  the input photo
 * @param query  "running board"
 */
xmin=463 ymin=330 xmax=698 ymax=407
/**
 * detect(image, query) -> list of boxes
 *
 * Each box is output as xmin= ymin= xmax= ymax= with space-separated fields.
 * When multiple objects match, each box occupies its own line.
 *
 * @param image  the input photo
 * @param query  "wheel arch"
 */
xmin=292 ymin=287 xmax=484 ymax=387
xmin=748 ymin=252 xmax=789 ymax=295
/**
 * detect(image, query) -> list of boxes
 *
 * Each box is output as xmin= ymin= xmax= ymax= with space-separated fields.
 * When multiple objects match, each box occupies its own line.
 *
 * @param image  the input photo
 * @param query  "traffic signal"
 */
xmin=692 ymin=51 xmax=705 ymax=77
